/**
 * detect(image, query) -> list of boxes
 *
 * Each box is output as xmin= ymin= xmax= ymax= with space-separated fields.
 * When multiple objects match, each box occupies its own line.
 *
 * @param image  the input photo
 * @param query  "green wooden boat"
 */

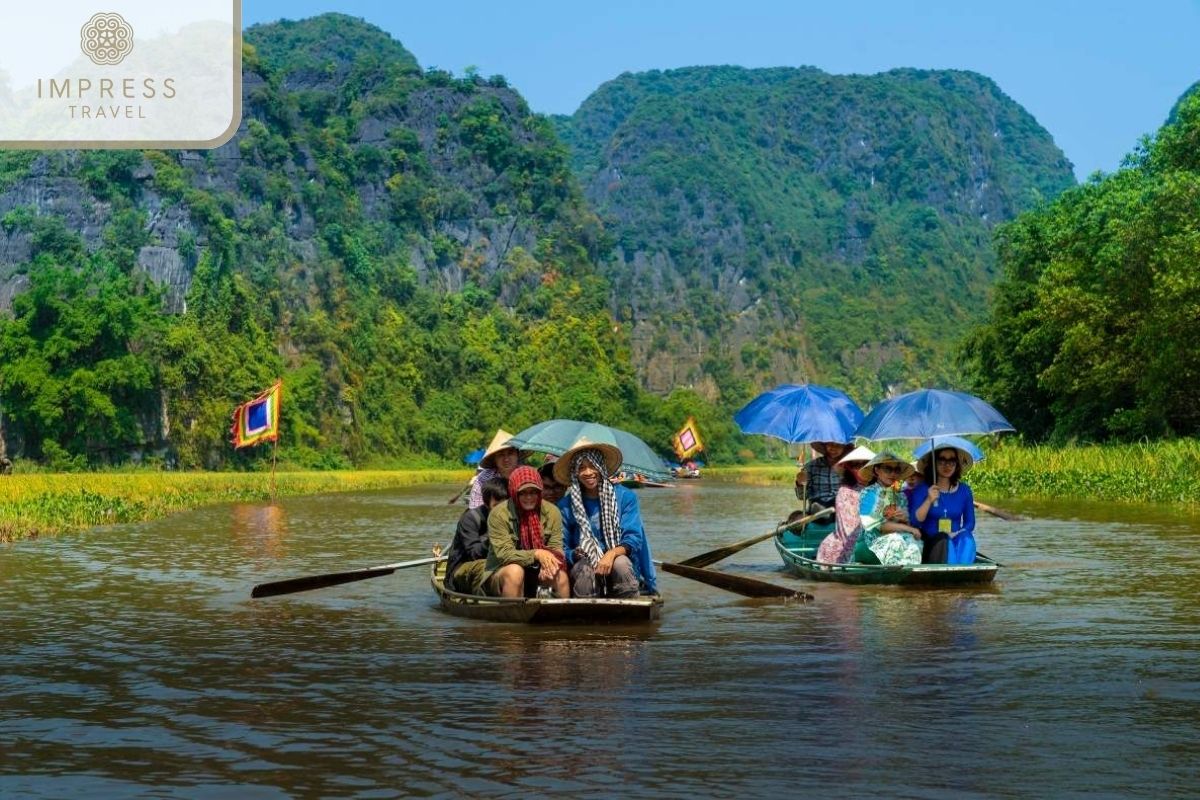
xmin=431 ymin=562 xmax=664 ymax=623
xmin=774 ymin=522 xmax=999 ymax=586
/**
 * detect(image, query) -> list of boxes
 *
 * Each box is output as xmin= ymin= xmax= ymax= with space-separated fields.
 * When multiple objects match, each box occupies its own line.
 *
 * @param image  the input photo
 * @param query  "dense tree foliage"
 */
xmin=555 ymin=66 xmax=1076 ymax=402
xmin=963 ymin=92 xmax=1200 ymax=441
xmin=0 ymin=16 xmax=748 ymax=468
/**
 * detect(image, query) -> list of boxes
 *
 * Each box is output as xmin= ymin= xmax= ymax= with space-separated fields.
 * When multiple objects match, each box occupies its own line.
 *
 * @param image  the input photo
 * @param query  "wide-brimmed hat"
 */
xmin=837 ymin=445 xmax=876 ymax=466
xmin=553 ymin=438 xmax=623 ymax=485
xmin=811 ymin=441 xmax=853 ymax=457
xmin=480 ymin=429 xmax=526 ymax=470
xmin=859 ymin=451 xmax=915 ymax=483
xmin=917 ymin=446 xmax=975 ymax=475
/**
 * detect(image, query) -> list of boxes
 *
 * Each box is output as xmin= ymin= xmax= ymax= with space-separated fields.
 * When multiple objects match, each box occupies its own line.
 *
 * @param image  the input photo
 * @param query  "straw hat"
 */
xmin=917 ymin=446 xmax=975 ymax=475
xmin=479 ymin=429 xmax=525 ymax=470
xmin=837 ymin=445 xmax=876 ymax=466
xmin=858 ymin=451 xmax=915 ymax=483
xmin=553 ymin=438 xmax=623 ymax=485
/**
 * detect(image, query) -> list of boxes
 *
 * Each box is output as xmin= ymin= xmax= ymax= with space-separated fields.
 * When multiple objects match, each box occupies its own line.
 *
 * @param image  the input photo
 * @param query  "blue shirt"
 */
xmin=558 ymin=484 xmax=658 ymax=593
xmin=909 ymin=481 xmax=976 ymax=540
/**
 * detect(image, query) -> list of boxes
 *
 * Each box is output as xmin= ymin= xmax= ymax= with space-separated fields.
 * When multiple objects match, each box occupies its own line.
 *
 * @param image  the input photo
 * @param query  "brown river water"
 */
xmin=2 ymin=482 xmax=1198 ymax=798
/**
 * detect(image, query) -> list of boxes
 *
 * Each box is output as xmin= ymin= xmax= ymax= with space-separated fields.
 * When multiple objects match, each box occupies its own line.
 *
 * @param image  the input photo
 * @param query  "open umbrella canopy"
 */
xmin=913 ymin=436 xmax=985 ymax=463
xmin=734 ymin=384 xmax=864 ymax=444
xmin=507 ymin=419 xmax=673 ymax=481
xmin=463 ymin=447 xmax=486 ymax=465
xmin=854 ymin=389 xmax=1015 ymax=441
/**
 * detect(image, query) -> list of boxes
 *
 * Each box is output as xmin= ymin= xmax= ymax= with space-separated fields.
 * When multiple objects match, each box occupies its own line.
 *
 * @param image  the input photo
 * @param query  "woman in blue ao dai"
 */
xmin=910 ymin=446 xmax=977 ymax=564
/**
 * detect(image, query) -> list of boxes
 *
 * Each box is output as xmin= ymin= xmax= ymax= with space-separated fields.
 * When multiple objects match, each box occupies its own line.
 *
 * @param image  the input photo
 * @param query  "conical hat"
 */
xmin=553 ymin=437 xmax=623 ymax=485
xmin=480 ymin=429 xmax=523 ymax=469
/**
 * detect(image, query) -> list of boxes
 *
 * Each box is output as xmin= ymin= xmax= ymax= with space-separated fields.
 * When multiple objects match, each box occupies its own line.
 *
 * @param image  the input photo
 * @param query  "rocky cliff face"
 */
xmin=555 ymin=66 xmax=1077 ymax=399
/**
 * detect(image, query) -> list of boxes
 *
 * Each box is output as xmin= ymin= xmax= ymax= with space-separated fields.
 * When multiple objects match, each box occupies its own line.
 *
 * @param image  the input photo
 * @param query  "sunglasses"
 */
xmin=876 ymin=465 xmax=901 ymax=474
xmin=936 ymin=457 xmax=959 ymax=465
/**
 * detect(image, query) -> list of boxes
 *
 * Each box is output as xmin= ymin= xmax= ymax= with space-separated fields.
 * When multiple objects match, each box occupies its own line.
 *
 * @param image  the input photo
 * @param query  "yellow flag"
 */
xmin=673 ymin=417 xmax=703 ymax=460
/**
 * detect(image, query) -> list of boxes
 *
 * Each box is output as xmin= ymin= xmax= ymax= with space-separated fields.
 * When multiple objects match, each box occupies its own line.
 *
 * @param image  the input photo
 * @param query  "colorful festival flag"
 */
xmin=231 ymin=381 xmax=282 ymax=449
xmin=672 ymin=416 xmax=704 ymax=460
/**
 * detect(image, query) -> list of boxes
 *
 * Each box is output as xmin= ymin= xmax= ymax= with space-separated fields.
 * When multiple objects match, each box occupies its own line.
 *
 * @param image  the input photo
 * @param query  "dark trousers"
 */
xmin=923 ymin=533 xmax=949 ymax=564
xmin=570 ymin=556 xmax=639 ymax=598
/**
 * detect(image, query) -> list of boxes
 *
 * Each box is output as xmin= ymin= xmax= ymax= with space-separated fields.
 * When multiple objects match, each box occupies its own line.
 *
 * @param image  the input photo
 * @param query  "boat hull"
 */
xmin=775 ymin=524 xmax=999 ymax=586
xmin=431 ymin=564 xmax=663 ymax=623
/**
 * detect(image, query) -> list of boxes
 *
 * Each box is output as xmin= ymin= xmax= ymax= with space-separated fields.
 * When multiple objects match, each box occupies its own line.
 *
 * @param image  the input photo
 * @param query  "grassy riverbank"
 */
xmin=708 ymin=440 xmax=1200 ymax=507
xmin=0 ymin=469 xmax=471 ymax=542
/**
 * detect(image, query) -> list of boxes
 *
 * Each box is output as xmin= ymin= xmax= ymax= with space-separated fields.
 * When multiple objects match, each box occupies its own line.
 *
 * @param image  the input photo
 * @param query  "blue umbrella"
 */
xmin=912 ymin=436 xmax=985 ymax=463
xmin=463 ymin=447 xmax=486 ymax=465
xmin=734 ymin=384 xmax=864 ymax=444
xmin=854 ymin=389 xmax=1015 ymax=441
xmin=507 ymin=419 xmax=673 ymax=481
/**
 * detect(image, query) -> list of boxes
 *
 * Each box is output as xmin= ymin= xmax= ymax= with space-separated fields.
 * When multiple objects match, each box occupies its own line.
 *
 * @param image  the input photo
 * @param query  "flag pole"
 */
xmin=270 ymin=436 xmax=278 ymax=502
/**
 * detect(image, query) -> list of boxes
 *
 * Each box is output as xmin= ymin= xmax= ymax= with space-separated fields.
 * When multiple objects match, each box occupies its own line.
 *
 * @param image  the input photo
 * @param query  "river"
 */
xmin=2 ymin=482 xmax=1197 ymax=798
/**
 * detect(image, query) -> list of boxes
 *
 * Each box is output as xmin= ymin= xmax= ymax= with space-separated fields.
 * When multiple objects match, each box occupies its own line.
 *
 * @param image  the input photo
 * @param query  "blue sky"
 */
xmin=242 ymin=0 xmax=1200 ymax=181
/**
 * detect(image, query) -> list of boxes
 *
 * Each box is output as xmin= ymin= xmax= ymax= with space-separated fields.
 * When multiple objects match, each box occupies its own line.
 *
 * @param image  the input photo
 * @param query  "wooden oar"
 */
xmin=654 ymin=560 xmax=811 ymax=599
xmin=974 ymin=501 xmax=1027 ymax=521
xmin=678 ymin=507 xmax=834 ymax=568
xmin=447 ymin=478 xmax=475 ymax=505
xmin=251 ymin=555 xmax=447 ymax=599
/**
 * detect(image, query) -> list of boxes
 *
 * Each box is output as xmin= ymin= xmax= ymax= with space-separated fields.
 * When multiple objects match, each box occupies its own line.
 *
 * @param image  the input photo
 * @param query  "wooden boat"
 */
xmin=614 ymin=473 xmax=672 ymax=489
xmin=774 ymin=522 xmax=999 ymax=586
xmin=431 ymin=562 xmax=664 ymax=623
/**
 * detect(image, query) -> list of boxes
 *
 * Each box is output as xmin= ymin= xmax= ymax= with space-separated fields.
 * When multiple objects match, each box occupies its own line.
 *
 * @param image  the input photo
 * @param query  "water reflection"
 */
xmin=1 ymin=483 xmax=1197 ymax=797
xmin=230 ymin=503 xmax=288 ymax=559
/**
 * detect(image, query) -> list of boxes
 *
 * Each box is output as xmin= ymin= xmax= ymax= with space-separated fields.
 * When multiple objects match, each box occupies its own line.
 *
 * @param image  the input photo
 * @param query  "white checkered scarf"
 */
xmin=566 ymin=449 xmax=622 ymax=567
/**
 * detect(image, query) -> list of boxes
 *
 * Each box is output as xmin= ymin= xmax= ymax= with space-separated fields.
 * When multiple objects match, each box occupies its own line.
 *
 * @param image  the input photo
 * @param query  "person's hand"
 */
xmin=883 ymin=504 xmax=906 ymax=522
xmin=795 ymin=469 xmax=808 ymax=486
xmin=596 ymin=549 xmax=620 ymax=576
xmin=927 ymin=485 xmax=941 ymax=504
xmin=534 ymin=549 xmax=560 ymax=578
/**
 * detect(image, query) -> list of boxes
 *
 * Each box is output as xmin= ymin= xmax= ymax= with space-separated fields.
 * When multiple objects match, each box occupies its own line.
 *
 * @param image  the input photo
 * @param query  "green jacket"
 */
xmin=484 ymin=499 xmax=564 ymax=573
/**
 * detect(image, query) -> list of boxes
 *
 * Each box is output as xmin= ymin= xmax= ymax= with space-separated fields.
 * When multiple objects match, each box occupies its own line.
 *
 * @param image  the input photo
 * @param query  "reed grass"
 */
xmin=0 ymin=469 xmax=472 ymax=542
xmin=708 ymin=440 xmax=1200 ymax=506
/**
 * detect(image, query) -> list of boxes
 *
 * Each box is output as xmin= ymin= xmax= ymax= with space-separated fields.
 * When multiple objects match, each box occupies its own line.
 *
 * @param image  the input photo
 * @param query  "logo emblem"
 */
xmin=80 ymin=12 xmax=134 ymax=66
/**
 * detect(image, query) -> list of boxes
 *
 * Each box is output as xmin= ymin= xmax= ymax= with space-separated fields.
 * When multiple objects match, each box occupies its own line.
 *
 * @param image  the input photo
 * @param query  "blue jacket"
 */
xmin=558 ymin=484 xmax=658 ymax=593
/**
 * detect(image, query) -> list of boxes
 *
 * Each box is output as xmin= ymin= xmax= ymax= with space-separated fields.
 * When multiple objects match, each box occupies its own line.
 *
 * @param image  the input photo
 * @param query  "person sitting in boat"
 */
xmin=481 ymin=466 xmax=570 ymax=598
xmin=468 ymin=429 xmax=526 ymax=509
xmin=538 ymin=461 xmax=566 ymax=505
xmin=556 ymin=440 xmax=658 ymax=598
xmin=444 ymin=477 xmax=509 ymax=592
xmin=853 ymin=452 xmax=923 ymax=566
xmin=795 ymin=441 xmax=851 ymax=513
xmin=910 ymin=445 xmax=977 ymax=564
xmin=815 ymin=445 xmax=876 ymax=563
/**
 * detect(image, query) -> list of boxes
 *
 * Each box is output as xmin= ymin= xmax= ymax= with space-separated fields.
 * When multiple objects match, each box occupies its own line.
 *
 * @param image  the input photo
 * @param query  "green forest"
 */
xmin=0 ymin=14 xmax=1194 ymax=471
xmin=962 ymin=90 xmax=1200 ymax=441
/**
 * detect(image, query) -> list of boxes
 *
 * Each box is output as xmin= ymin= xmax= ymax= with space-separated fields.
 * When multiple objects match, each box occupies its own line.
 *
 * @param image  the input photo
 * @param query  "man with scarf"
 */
xmin=481 ymin=466 xmax=569 ymax=598
xmin=555 ymin=440 xmax=658 ymax=598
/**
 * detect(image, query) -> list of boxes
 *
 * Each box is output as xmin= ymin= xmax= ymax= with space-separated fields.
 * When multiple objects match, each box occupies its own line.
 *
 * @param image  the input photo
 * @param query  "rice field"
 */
xmin=709 ymin=439 xmax=1200 ymax=507
xmin=0 ymin=469 xmax=472 ymax=542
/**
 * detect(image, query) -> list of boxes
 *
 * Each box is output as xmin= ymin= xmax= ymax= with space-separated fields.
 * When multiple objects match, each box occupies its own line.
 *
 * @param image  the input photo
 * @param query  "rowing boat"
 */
xmin=431 ymin=562 xmax=664 ymax=623
xmin=774 ymin=521 xmax=999 ymax=586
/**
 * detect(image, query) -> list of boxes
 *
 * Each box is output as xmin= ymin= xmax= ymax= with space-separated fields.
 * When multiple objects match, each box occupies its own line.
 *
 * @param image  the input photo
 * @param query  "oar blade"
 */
xmin=679 ymin=508 xmax=833 ymax=568
xmin=658 ymin=561 xmax=811 ymax=600
xmin=251 ymin=566 xmax=396 ymax=599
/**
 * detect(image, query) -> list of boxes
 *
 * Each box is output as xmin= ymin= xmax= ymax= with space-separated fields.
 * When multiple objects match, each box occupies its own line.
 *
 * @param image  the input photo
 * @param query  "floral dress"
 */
xmin=815 ymin=485 xmax=863 ymax=563
xmin=856 ymin=483 xmax=922 ymax=566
